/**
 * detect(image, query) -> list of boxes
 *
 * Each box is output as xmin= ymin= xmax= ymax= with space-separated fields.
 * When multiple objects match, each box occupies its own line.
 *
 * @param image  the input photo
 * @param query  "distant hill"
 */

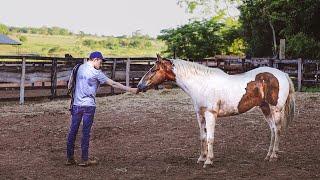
xmin=0 ymin=25 xmax=167 ymax=57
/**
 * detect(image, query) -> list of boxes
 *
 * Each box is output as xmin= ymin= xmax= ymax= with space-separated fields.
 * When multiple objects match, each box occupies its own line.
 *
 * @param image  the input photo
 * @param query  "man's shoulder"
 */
xmin=78 ymin=63 xmax=94 ymax=74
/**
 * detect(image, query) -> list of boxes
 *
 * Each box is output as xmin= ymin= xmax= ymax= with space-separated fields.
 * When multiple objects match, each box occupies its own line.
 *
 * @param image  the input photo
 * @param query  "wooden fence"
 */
xmin=0 ymin=55 xmax=319 ymax=104
xmin=0 ymin=55 xmax=156 ymax=104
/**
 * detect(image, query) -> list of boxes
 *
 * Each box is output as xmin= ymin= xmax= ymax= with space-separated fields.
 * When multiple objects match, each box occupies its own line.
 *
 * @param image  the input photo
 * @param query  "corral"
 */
xmin=0 ymin=89 xmax=319 ymax=179
xmin=1 ymin=55 xmax=320 ymax=103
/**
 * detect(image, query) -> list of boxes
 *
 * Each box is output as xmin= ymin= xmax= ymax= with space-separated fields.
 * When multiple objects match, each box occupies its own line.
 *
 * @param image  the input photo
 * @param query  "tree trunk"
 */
xmin=269 ymin=20 xmax=277 ymax=58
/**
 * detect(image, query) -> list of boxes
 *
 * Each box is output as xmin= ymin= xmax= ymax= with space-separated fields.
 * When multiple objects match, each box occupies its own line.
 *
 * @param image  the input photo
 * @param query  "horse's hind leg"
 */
xmin=196 ymin=113 xmax=207 ymax=163
xmin=261 ymin=103 xmax=282 ymax=161
xmin=260 ymin=103 xmax=275 ymax=161
xmin=270 ymin=107 xmax=282 ymax=161
xmin=203 ymin=110 xmax=217 ymax=168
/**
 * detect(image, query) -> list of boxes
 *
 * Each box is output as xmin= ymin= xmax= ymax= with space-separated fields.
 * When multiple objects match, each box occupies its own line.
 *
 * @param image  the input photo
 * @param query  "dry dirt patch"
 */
xmin=0 ymin=89 xmax=319 ymax=179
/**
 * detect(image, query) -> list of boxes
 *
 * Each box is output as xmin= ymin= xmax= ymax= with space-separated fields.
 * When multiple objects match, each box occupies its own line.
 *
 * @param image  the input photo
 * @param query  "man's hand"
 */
xmin=129 ymin=88 xmax=139 ymax=94
xmin=106 ymin=79 xmax=139 ymax=94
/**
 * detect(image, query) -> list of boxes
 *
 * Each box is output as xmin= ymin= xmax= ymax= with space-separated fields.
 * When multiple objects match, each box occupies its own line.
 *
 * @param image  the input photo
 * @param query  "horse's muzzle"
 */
xmin=137 ymin=83 xmax=148 ymax=92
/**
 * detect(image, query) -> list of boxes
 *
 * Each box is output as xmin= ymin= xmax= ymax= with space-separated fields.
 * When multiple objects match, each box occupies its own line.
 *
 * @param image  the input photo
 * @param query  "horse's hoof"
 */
xmin=269 ymin=157 xmax=278 ymax=162
xmin=269 ymin=153 xmax=278 ymax=162
xmin=203 ymin=163 xmax=212 ymax=168
xmin=264 ymin=155 xmax=270 ymax=161
xmin=203 ymin=159 xmax=213 ymax=168
xmin=197 ymin=156 xmax=206 ymax=163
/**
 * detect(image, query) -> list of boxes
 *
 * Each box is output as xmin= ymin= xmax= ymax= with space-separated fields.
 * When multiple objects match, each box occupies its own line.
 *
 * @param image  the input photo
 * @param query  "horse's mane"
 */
xmin=170 ymin=59 xmax=226 ymax=78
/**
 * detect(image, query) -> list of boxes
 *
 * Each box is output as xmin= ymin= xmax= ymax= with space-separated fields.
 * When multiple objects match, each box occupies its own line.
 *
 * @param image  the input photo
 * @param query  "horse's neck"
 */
xmin=174 ymin=67 xmax=228 ymax=96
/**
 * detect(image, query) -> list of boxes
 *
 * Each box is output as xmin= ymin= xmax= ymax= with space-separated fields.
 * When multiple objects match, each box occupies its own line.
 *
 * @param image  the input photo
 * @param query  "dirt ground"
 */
xmin=0 ymin=89 xmax=319 ymax=179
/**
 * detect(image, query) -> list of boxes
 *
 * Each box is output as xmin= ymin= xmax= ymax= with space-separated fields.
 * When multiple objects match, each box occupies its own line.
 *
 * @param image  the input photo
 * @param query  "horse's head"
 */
xmin=137 ymin=54 xmax=175 ymax=92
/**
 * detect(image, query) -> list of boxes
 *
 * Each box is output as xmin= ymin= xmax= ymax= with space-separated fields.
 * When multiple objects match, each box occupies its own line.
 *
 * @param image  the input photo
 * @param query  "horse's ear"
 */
xmin=156 ymin=54 xmax=163 ymax=61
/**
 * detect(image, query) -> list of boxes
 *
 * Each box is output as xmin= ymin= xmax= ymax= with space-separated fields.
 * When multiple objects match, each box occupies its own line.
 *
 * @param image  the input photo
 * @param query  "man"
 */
xmin=66 ymin=51 xmax=137 ymax=166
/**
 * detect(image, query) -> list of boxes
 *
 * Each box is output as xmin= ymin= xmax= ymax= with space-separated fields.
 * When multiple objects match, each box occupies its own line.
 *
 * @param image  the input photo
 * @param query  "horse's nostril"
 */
xmin=137 ymin=84 xmax=145 ymax=91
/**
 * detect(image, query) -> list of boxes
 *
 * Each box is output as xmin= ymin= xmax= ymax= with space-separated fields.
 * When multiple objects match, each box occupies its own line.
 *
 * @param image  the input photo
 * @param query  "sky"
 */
xmin=0 ymin=0 xmax=193 ymax=37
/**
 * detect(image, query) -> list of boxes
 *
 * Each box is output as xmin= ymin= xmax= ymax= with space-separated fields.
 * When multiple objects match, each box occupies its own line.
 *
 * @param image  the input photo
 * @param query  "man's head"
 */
xmin=89 ymin=51 xmax=104 ymax=69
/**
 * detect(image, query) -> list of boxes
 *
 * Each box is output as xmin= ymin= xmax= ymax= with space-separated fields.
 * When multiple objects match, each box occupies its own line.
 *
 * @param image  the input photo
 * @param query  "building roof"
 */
xmin=0 ymin=34 xmax=21 ymax=45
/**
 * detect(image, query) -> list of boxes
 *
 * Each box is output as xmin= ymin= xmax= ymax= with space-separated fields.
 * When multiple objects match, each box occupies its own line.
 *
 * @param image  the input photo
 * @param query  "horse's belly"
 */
xmin=217 ymin=101 xmax=240 ymax=117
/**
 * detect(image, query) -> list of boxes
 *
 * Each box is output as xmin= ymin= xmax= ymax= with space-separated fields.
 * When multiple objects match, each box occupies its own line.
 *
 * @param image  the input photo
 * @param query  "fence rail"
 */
xmin=0 ymin=55 xmax=319 ymax=104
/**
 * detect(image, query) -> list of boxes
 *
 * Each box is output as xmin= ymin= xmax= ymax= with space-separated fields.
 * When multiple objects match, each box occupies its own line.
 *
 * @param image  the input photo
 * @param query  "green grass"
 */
xmin=301 ymin=86 xmax=320 ymax=92
xmin=0 ymin=33 xmax=167 ymax=57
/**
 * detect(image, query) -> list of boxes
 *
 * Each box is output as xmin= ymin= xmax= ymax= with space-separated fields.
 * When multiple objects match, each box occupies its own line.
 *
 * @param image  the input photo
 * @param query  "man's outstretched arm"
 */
xmin=105 ymin=78 xmax=138 ymax=93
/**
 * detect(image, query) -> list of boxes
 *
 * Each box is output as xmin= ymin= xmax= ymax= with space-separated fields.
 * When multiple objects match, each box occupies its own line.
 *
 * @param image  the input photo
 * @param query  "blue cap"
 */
xmin=89 ymin=51 xmax=104 ymax=60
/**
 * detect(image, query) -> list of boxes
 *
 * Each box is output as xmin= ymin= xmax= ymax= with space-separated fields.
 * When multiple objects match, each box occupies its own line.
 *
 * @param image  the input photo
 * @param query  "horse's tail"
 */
xmin=282 ymin=74 xmax=296 ymax=130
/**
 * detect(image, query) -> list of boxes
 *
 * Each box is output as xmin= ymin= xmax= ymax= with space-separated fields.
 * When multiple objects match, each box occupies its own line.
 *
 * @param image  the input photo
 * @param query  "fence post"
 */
xmin=126 ymin=58 xmax=131 ymax=87
xmin=297 ymin=58 xmax=302 ymax=92
xmin=316 ymin=63 xmax=319 ymax=83
xmin=42 ymin=63 xmax=45 ymax=87
xmin=19 ymin=57 xmax=26 ymax=105
xmin=50 ymin=59 xmax=57 ymax=99
xmin=31 ymin=62 xmax=35 ymax=87
xmin=269 ymin=58 xmax=274 ymax=67
xmin=279 ymin=39 xmax=285 ymax=60
xmin=111 ymin=59 xmax=117 ymax=94
xmin=241 ymin=59 xmax=245 ymax=72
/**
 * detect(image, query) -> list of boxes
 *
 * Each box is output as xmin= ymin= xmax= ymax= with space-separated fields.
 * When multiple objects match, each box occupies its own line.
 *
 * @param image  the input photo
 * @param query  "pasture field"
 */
xmin=0 ymin=89 xmax=319 ymax=179
xmin=0 ymin=33 xmax=166 ymax=57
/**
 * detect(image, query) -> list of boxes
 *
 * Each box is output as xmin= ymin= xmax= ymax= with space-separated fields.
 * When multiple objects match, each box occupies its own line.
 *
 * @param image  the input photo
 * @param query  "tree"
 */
xmin=178 ymin=0 xmax=320 ymax=59
xmin=18 ymin=35 xmax=27 ymax=42
xmin=239 ymin=0 xmax=320 ymax=58
xmin=158 ymin=19 xmax=225 ymax=59
xmin=178 ymin=0 xmax=240 ymax=18
xmin=0 ymin=23 xmax=9 ymax=35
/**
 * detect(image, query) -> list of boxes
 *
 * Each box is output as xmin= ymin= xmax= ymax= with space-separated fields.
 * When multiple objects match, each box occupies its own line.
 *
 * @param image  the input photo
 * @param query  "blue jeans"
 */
xmin=67 ymin=105 xmax=96 ymax=161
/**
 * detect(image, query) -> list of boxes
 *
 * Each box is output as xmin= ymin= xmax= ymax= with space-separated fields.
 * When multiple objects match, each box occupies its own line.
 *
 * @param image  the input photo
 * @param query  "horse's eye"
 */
xmin=151 ymin=67 xmax=159 ymax=72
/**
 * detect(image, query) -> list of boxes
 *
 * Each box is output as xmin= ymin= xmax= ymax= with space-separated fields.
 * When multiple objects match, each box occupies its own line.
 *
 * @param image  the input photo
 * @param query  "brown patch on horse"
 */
xmin=260 ymin=101 xmax=271 ymax=116
xmin=199 ymin=107 xmax=218 ymax=119
xmin=256 ymin=73 xmax=279 ymax=105
xmin=162 ymin=59 xmax=176 ymax=81
xmin=238 ymin=72 xmax=279 ymax=114
xmin=148 ymin=59 xmax=176 ymax=86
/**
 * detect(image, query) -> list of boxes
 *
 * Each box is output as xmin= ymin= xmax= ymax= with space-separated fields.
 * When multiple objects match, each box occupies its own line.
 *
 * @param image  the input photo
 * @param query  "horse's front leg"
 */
xmin=196 ymin=113 xmax=207 ymax=163
xmin=203 ymin=110 xmax=217 ymax=168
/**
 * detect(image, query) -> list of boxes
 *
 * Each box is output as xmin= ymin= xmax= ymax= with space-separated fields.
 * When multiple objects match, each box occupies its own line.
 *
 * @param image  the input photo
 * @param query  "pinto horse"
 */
xmin=137 ymin=55 xmax=295 ymax=168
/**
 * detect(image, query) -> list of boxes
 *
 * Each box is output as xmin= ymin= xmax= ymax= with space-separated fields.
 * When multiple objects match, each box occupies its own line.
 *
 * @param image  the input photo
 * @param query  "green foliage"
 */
xmin=239 ymin=0 xmax=274 ymax=57
xmin=178 ymin=0 xmax=240 ymax=16
xmin=301 ymin=86 xmax=320 ymax=92
xmin=48 ymin=46 xmax=66 ymax=54
xmin=158 ymin=15 xmax=244 ymax=59
xmin=0 ymin=23 xmax=9 ymax=35
xmin=82 ymin=37 xmax=156 ymax=50
xmin=82 ymin=39 xmax=98 ymax=48
xmin=239 ymin=0 xmax=320 ymax=58
xmin=8 ymin=26 xmax=73 ymax=36
xmin=158 ymin=19 xmax=226 ymax=59
xmin=227 ymin=38 xmax=246 ymax=56
xmin=220 ymin=17 xmax=243 ymax=54
xmin=186 ymin=1 xmax=198 ymax=13
xmin=18 ymin=35 xmax=27 ymax=42
xmin=286 ymin=33 xmax=320 ymax=59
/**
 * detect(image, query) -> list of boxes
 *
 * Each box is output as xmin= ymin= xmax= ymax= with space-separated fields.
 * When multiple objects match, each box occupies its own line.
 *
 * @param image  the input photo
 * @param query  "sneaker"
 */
xmin=78 ymin=157 xmax=99 ymax=167
xmin=65 ymin=158 xmax=77 ymax=166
